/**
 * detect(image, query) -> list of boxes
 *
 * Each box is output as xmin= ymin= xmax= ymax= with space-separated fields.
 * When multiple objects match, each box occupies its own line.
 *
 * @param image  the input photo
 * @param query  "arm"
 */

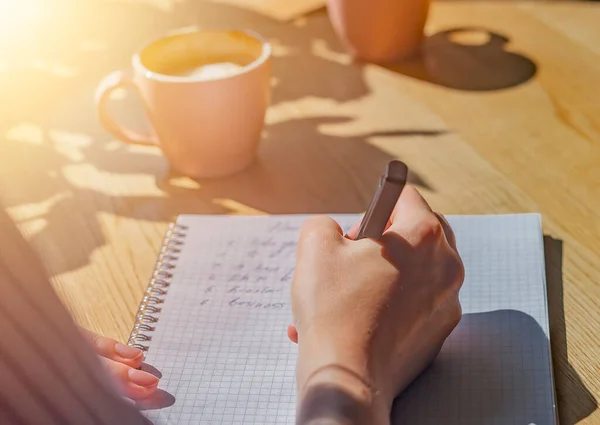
xmin=0 ymin=207 xmax=148 ymax=425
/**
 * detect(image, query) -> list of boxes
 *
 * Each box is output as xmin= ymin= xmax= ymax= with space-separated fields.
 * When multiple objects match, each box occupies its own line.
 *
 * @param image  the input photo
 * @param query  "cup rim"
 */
xmin=132 ymin=26 xmax=272 ymax=83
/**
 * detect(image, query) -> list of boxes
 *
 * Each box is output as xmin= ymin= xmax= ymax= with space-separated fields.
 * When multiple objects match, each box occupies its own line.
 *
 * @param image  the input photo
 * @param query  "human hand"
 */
xmin=80 ymin=328 xmax=159 ymax=401
xmin=289 ymin=186 xmax=464 ymax=424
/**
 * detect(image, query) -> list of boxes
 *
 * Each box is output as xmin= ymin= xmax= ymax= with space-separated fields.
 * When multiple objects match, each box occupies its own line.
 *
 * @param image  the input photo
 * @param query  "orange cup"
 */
xmin=327 ymin=0 xmax=429 ymax=63
xmin=96 ymin=28 xmax=271 ymax=179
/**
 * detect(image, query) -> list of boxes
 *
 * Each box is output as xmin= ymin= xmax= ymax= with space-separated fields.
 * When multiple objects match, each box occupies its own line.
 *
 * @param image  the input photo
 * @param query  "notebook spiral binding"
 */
xmin=127 ymin=222 xmax=188 ymax=351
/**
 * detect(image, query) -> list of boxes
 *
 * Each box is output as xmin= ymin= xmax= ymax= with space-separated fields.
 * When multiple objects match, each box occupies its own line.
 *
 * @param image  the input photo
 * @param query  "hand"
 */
xmin=289 ymin=186 xmax=464 ymax=424
xmin=80 ymin=328 xmax=159 ymax=401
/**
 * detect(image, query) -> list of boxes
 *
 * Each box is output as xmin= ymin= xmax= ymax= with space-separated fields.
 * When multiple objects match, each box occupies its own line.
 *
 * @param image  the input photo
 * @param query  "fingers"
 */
xmin=388 ymin=185 xmax=433 ymax=228
xmin=80 ymin=328 xmax=143 ymax=369
xmin=345 ymin=216 xmax=394 ymax=240
xmin=347 ymin=186 xmax=430 ymax=240
xmin=383 ymin=186 xmax=457 ymax=249
xmin=101 ymin=357 xmax=159 ymax=400
xmin=81 ymin=328 xmax=162 ymax=401
xmin=345 ymin=217 xmax=392 ymax=240
xmin=287 ymin=324 xmax=299 ymax=344
xmin=345 ymin=219 xmax=361 ymax=240
xmin=347 ymin=186 xmax=458 ymax=250
xmin=434 ymin=212 xmax=458 ymax=251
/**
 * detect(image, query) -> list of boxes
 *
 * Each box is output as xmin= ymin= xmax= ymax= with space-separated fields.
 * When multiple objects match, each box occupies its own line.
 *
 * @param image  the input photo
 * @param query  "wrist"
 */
xmin=296 ymin=331 xmax=392 ymax=425
xmin=297 ymin=365 xmax=391 ymax=425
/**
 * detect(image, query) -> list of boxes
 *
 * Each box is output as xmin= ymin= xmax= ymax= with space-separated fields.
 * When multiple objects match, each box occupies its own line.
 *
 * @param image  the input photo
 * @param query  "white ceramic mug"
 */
xmin=96 ymin=27 xmax=272 ymax=179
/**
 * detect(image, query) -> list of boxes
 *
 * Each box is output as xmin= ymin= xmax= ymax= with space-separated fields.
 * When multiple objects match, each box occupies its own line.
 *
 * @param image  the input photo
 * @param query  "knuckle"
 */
xmin=299 ymin=216 xmax=339 ymax=246
xmin=299 ymin=229 xmax=324 ymax=250
xmin=300 ymin=215 xmax=326 ymax=236
xmin=451 ymin=299 xmax=462 ymax=325
xmin=415 ymin=215 xmax=444 ymax=244
xmin=435 ymin=212 xmax=449 ymax=226
xmin=447 ymin=308 xmax=462 ymax=334
xmin=441 ymin=297 xmax=462 ymax=334
xmin=446 ymin=253 xmax=465 ymax=290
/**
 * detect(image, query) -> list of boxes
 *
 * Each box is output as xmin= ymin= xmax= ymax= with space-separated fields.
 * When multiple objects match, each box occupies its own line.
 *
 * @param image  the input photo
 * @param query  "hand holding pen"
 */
xmin=289 ymin=161 xmax=465 ymax=425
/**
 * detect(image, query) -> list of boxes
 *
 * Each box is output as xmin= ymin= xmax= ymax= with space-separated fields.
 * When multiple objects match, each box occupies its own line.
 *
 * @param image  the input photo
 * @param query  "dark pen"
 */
xmin=355 ymin=160 xmax=408 ymax=240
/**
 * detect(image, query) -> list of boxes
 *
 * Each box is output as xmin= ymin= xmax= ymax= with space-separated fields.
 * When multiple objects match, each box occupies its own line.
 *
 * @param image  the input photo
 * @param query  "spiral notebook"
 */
xmin=129 ymin=214 xmax=558 ymax=425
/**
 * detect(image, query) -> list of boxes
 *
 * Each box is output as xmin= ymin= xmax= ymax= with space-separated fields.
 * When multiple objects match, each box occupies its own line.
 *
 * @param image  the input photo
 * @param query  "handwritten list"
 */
xmin=142 ymin=215 xmax=356 ymax=425
xmin=185 ymin=229 xmax=304 ymax=312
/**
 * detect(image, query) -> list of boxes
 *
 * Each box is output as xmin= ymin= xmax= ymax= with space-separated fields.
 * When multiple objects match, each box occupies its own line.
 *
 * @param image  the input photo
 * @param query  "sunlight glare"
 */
xmin=168 ymin=176 xmax=201 ymax=190
xmin=0 ymin=0 xmax=46 ymax=45
xmin=212 ymin=199 xmax=267 ymax=216
xmin=6 ymin=122 xmax=44 ymax=145
xmin=30 ymin=58 xmax=78 ymax=78
xmin=48 ymin=129 xmax=93 ymax=162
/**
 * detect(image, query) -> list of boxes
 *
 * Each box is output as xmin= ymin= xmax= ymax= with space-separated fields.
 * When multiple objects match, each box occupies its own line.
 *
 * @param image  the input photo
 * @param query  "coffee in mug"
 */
xmin=96 ymin=28 xmax=272 ymax=179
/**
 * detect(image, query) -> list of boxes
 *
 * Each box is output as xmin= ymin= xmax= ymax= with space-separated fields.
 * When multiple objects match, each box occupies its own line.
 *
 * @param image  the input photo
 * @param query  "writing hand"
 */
xmin=289 ymin=185 xmax=465 ymax=425
xmin=81 ymin=328 xmax=159 ymax=401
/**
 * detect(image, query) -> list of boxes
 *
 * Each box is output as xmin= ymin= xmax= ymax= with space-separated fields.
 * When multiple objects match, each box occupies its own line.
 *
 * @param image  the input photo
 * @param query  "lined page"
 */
xmin=140 ymin=214 xmax=556 ymax=425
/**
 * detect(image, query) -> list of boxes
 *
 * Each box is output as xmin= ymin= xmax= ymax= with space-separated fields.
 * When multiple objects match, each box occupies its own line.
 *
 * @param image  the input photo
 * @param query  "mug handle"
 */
xmin=95 ymin=70 xmax=157 ymax=146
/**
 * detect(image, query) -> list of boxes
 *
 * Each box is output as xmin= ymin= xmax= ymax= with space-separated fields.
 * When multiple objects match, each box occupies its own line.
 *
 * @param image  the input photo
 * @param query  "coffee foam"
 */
xmin=178 ymin=62 xmax=245 ymax=80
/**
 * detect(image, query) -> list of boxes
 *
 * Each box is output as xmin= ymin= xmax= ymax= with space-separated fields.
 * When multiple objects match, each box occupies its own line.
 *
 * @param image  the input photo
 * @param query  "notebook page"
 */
xmin=390 ymin=214 xmax=556 ymax=425
xmin=140 ymin=214 xmax=556 ymax=425
xmin=142 ymin=215 xmax=317 ymax=425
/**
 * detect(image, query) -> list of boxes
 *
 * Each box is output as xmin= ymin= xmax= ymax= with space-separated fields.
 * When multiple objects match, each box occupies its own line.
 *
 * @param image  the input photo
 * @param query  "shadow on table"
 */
xmin=543 ymin=236 xmax=597 ymax=424
xmin=0 ymin=0 xmax=447 ymax=275
xmin=391 ymin=310 xmax=556 ymax=424
xmin=390 ymin=237 xmax=596 ymax=424
xmin=384 ymin=27 xmax=537 ymax=91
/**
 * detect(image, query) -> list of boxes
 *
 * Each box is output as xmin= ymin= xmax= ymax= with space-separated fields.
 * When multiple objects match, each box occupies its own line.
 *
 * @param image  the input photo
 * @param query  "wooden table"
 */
xmin=0 ymin=0 xmax=598 ymax=422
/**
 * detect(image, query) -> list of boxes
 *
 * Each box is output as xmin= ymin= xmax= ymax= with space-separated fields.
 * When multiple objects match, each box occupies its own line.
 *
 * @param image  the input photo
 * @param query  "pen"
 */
xmin=355 ymin=160 xmax=408 ymax=240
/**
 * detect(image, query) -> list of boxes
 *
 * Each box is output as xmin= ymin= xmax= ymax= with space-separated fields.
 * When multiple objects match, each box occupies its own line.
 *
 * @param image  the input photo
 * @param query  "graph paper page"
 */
xmin=140 ymin=214 xmax=556 ymax=425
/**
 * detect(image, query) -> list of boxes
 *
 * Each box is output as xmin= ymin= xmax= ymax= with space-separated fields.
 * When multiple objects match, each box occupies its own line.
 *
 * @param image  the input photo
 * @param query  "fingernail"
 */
xmin=115 ymin=343 xmax=143 ymax=360
xmin=128 ymin=368 xmax=159 ymax=387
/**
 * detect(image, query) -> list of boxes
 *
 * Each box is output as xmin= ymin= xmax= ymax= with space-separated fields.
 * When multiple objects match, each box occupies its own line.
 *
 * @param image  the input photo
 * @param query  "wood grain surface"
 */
xmin=0 ymin=0 xmax=598 ymax=423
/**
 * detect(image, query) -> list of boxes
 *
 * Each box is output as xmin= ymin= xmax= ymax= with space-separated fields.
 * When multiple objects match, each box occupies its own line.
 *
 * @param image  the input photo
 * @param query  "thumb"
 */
xmin=292 ymin=216 xmax=343 ymax=343
xmin=296 ymin=215 xmax=344 ymax=265
xmin=298 ymin=215 xmax=344 ymax=246
xmin=297 ymin=215 xmax=345 ymax=262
